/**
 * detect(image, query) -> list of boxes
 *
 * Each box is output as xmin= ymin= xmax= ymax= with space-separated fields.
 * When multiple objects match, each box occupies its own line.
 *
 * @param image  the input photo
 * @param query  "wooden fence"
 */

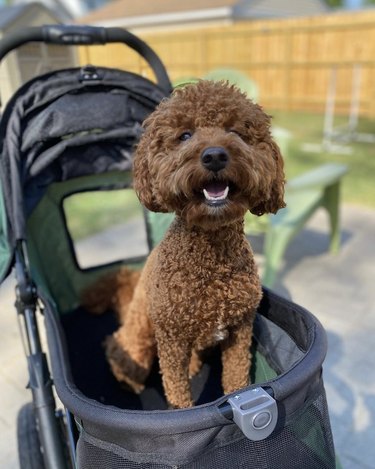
xmin=79 ymin=9 xmax=375 ymax=117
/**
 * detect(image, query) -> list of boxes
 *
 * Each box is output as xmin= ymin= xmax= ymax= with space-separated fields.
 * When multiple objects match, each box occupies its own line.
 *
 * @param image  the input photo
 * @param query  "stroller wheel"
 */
xmin=17 ymin=403 xmax=45 ymax=469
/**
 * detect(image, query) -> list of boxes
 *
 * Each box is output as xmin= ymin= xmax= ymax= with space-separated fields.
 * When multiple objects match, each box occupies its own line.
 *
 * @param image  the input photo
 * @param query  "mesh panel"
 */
xmin=77 ymin=440 xmax=168 ymax=469
xmin=76 ymin=390 xmax=335 ymax=469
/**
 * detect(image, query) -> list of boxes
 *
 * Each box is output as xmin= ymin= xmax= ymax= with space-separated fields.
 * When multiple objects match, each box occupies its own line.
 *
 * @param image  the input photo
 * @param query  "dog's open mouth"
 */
xmin=202 ymin=180 xmax=230 ymax=206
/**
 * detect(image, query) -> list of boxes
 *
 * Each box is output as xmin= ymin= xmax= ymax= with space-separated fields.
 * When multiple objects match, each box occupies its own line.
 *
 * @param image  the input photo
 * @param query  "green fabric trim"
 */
xmin=251 ymin=342 xmax=278 ymax=383
xmin=146 ymin=211 xmax=175 ymax=247
xmin=26 ymin=171 xmax=134 ymax=314
xmin=0 ymin=181 xmax=12 ymax=281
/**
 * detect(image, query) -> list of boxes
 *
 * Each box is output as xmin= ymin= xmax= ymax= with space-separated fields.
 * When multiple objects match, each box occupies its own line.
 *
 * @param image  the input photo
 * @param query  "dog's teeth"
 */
xmin=203 ymin=186 xmax=229 ymax=201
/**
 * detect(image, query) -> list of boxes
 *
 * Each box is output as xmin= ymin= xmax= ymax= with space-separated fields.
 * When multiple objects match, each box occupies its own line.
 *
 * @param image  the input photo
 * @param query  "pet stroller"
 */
xmin=0 ymin=25 xmax=337 ymax=469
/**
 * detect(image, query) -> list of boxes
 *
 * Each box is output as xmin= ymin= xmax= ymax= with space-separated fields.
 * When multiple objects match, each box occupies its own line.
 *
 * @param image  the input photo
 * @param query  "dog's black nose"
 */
xmin=201 ymin=147 xmax=229 ymax=172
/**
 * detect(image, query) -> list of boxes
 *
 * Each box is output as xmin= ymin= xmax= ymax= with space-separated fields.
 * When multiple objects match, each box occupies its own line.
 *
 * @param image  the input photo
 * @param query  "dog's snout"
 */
xmin=201 ymin=147 xmax=229 ymax=172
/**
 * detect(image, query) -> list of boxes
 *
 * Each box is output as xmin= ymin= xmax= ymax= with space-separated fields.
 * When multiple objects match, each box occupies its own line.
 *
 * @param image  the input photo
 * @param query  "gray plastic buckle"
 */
xmin=228 ymin=387 xmax=278 ymax=441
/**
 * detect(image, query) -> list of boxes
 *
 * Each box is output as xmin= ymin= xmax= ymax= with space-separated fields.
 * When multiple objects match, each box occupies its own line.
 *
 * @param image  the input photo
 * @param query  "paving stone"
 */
xmin=271 ymin=205 xmax=375 ymax=469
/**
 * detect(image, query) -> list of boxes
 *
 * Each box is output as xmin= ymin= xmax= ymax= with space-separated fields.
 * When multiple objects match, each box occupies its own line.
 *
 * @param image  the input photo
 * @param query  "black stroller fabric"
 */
xmin=0 ymin=66 xmax=167 ymax=280
xmin=44 ymin=288 xmax=336 ymax=469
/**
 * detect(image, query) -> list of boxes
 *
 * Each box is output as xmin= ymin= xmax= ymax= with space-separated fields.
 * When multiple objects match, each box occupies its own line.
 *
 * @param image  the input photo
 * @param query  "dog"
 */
xmin=83 ymin=80 xmax=286 ymax=408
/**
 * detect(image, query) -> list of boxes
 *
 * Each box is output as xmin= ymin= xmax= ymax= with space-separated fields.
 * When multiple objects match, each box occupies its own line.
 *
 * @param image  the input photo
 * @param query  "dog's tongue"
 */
xmin=203 ymin=181 xmax=229 ymax=201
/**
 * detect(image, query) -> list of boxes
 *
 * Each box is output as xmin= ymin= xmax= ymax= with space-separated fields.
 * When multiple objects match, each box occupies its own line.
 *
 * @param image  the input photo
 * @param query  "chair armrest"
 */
xmin=287 ymin=163 xmax=348 ymax=192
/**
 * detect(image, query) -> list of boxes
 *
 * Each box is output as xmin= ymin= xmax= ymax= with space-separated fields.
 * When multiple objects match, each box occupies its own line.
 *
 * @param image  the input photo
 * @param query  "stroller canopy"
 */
xmin=0 ymin=65 xmax=170 ymax=281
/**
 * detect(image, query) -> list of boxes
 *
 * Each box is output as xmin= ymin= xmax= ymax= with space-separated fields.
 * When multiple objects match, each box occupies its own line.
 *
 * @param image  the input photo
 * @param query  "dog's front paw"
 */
xmin=104 ymin=335 xmax=147 ymax=394
xmin=167 ymin=397 xmax=195 ymax=409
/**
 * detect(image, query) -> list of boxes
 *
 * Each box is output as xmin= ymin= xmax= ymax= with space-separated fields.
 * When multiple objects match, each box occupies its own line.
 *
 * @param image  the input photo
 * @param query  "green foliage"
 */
xmin=325 ymin=0 xmax=344 ymax=6
xmin=325 ymin=0 xmax=375 ymax=6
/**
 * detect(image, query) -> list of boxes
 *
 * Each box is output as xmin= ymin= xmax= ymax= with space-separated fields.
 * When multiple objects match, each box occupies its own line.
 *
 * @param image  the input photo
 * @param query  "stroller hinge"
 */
xmin=14 ymin=241 xmax=37 ymax=310
xmin=14 ymin=242 xmax=43 ymax=358
xmin=27 ymin=353 xmax=54 ymax=405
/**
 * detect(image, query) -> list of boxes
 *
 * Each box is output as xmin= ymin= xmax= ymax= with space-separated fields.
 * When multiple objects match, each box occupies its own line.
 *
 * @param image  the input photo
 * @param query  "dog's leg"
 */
xmin=189 ymin=349 xmax=203 ymax=378
xmin=157 ymin=338 xmax=194 ymax=408
xmin=221 ymin=322 xmax=253 ymax=395
xmin=105 ymin=286 xmax=156 ymax=394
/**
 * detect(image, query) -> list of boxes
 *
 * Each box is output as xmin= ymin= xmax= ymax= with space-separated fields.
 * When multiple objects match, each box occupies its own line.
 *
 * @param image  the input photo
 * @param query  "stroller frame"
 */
xmin=15 ymin=241 xmax=69 ymax=467
xmin=0 ymin=24 xmax=172 ymax=469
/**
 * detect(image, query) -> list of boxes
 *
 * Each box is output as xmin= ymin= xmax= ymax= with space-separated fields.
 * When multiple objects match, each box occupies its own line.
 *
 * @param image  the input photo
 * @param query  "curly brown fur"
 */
xmin=81 ymin=267 xmax=141 ymax=321
xmin=88 ymin=80 xmax=286 ymax=408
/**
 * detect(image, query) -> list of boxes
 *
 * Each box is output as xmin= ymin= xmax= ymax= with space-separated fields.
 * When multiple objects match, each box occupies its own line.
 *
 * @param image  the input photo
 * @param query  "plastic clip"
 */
xmin=228 ymin=387 xmax=278 ymax=441
xmin=79 ymin=65 xmax=102 ymax=82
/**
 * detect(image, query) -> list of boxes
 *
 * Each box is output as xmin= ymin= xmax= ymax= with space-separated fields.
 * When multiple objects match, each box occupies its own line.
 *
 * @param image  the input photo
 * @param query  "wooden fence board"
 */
xmin=79 ymin=10 xmax=375 ymax=116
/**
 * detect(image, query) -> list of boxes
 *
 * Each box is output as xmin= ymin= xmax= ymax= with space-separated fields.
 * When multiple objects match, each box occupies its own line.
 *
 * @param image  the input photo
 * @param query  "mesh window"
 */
xmin=63 ymin=189 xmax=149 ymax=269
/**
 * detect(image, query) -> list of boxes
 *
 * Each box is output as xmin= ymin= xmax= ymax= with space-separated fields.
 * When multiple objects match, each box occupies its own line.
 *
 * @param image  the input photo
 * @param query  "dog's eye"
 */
xmin=179 ymin=131 xmax=192 ymax=141
xmin=229 ymin=129 xmax=243 ymax=138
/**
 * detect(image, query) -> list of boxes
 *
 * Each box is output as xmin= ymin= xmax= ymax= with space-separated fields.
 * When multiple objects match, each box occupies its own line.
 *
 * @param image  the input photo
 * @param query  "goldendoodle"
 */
xmin=83 ymin=80 xmax=286 ymax=408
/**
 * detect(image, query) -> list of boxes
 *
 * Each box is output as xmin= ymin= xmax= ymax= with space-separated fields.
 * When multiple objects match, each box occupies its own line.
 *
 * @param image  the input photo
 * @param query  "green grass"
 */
xmin=63 ymin=189 xmax=142 ymax=240
xmin=270 ymin=110 xmax=375 ymax=208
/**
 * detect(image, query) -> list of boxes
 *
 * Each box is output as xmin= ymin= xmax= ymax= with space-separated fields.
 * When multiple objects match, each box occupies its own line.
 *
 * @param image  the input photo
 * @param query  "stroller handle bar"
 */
xmin=0 ymin=25 xmax=172 ymax=92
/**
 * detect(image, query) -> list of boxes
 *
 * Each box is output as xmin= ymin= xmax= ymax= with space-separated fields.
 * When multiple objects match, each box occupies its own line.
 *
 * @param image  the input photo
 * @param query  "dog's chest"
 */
xmin=149 ymin=228 xmax=260 ymax=339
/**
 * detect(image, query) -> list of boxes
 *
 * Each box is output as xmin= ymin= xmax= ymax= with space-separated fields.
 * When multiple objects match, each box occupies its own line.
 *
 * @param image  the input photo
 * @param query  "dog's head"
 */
xmin=133 ymin=80 xmax=286 ymax=229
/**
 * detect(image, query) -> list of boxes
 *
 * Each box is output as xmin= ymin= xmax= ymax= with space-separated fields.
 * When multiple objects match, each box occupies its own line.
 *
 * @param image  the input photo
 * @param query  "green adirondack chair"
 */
xmin=202 ymin=68 xmax=348 ymax=287
xmin=262 ymin=162 xmax=348 ymax=287
xmin=204 ymin=68 xmax=260 ymax=102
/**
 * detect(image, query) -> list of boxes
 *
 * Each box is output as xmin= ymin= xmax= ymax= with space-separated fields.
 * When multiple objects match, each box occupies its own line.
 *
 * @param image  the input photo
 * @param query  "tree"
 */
xmin=325 ymin=0 xmax=343 ymax=6
xmin=325 ymin=0 xmax=375 ymax=6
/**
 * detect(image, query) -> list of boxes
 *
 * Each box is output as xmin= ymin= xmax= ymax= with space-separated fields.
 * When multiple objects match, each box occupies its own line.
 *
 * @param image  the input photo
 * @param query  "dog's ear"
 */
xmin=250 ymin=139 xmax=286 ymax=216
xmin=133 ymin=126 xmax=169 ymax=213
xmin=133 ymin=135 xmax=163 ymax=212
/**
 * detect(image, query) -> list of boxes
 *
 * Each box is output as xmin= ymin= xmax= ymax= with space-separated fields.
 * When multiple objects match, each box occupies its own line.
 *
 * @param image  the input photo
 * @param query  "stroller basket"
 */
xmin=49 ymin=288 xmax=335 ymax=469
xmin=0 ymin=25 xmax=336 ymax=469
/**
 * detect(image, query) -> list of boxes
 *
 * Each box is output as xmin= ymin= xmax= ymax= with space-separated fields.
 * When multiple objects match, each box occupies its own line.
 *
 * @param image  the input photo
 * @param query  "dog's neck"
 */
xmin=166 ymin=216 xmax=252 ymax=270
xmin=173 ymin=216 xmax=246 ymax=246
xmin=160 ymin=215 xmax=254 ymax=274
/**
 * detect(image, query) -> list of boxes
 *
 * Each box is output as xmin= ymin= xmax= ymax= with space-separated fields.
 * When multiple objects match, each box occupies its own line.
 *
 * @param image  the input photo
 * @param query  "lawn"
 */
xmin=270 ymin=110 xmax=375 ymax=208
xmin=63 ymin=189 xmax=142 ymax=240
